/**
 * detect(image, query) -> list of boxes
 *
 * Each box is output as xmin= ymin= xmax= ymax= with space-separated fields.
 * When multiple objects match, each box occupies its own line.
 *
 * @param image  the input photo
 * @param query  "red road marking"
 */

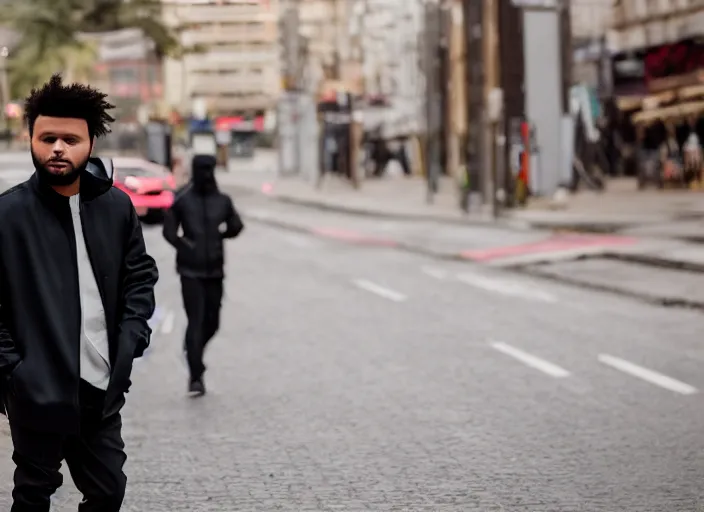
xmin=460 ymin=235 xmax=637 ymax=262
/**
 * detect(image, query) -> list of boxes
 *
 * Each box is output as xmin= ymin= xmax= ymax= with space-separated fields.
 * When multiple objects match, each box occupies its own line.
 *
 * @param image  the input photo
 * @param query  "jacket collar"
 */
xmin=30 ymin=157 xmax=114 ymax=206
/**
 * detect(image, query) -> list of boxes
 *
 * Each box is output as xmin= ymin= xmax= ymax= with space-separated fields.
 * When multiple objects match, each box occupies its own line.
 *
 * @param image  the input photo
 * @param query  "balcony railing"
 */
xmin=186 ymin=50 xmax=278 ymax=70
xmin=189 ymin=74 xmax=276 ymax=95
xmin=612 ymin=0 xmax=702 ymax=30
xmin=191 ymin=94 xmax=274 ymax=112
xmin=166 ymin=4 xmax=273 ymax=25
xmin=181 ymin=25 xmax=277 ymax=46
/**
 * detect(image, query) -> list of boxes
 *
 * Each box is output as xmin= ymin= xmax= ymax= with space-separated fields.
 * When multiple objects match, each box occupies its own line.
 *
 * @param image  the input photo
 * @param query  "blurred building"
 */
xmin=609 ymin=0 xmax=704 ymax=98
xmin=610 ymin=0 xmax=702 ymax=53
xmin=294 ymin=0 xmax=339 ymax=92
xmin=283 ymin=0 xmax=423 ymax=135
xmin=162 ymin=0 xmax=281 ymax=117
xmin=571 ymin=0 xmax=613 ymax=88
xmin=571 ymin=0 xmax=613 ymax=40
xmin=357 ymin=0 xmax=424 ymax=137
xmin=81 ymin=29 xmax=163 ymax=121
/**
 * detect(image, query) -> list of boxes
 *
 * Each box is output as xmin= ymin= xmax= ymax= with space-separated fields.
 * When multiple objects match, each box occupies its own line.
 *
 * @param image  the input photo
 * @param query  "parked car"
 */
xmin=111 ymin=157 xmax=176 ymax=220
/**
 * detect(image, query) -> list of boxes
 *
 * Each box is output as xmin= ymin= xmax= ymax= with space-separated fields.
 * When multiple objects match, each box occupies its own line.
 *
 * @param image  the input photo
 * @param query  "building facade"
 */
xmin=609 ymin=0 xmax=702 ymax=53
xmin=162 ymin=0 xmax=281 ymax=117
xmin=609 ymin=0 xmax=704 ymax=97
xmin=82 ymin=29 xmax=163 ymax=121
xmin=570 ymin=0 xmax=613 ymax=88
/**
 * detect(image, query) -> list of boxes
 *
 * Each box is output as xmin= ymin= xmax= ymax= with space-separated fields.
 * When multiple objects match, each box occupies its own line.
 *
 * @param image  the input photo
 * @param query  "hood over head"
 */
xmin=191 ymin=154 xmax=218 ymax=194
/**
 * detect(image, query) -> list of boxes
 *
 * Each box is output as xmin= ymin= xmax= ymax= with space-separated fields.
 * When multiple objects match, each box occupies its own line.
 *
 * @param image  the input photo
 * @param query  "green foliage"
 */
xmin=1 ymin=0 xmax=181 ymax=99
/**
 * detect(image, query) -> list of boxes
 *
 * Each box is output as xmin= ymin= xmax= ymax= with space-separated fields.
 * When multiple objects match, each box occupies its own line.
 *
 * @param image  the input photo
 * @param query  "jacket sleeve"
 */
xmin=222 ymin=196 xmax=244 ymax=239
xmin=121 ymin=205 xmax=159 ymax=359
xmin=162 ymin=201 xmax=184 ymax=249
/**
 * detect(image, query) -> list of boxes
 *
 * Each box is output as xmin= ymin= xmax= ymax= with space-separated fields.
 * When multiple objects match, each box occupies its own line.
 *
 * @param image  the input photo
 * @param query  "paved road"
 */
xmin=0 ymin=165 xmax=702 ymax=510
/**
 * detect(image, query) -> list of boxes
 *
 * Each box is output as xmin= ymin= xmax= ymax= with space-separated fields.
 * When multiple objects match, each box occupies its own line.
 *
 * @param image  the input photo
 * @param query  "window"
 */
xmin=110 ymin=67 xmax=138 ymax=84
xmin=634 ymin=0 xmax=648 ymax=18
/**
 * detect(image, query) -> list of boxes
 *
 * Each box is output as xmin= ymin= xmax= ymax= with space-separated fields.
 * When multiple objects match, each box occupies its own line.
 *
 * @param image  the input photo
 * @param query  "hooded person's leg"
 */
xmin=181 ymin=276 xmax=207 ymax=382
xmin=202 ymin=278 xmax=224 ymax=348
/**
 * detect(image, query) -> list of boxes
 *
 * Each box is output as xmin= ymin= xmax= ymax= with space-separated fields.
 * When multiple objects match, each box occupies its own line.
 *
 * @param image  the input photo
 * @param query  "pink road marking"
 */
xmin=460 ymin=234 xmax=637 ymax=262
xmin=310 ymin=227 xmax=399 ymax=247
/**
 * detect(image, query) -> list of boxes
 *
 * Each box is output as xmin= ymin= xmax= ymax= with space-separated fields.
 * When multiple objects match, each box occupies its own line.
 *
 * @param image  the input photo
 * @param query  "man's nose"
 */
xmin=51 ymin=140 xmax=66 ymax=154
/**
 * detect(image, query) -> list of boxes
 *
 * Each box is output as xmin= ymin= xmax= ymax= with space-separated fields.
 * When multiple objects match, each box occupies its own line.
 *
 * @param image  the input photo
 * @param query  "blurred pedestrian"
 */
xmin=163 ymin=154 xmax=244 ymax=396
xmin=0 ymin=74 xmax=159 ymax=511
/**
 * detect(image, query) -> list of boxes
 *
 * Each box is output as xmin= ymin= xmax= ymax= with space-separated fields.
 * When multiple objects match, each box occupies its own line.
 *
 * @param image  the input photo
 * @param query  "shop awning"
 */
xmin=632 ymin=100 xmax=704 ymax=125
xmin=679 ymin=84 xmax=704 ymax=101
xmin=616 ymin=95 xmax=643 ymax=110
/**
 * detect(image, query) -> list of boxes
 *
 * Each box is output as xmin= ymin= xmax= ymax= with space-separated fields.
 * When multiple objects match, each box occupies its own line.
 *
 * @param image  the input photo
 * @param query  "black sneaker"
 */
xmin=188 ymin=379 xmax=206 ymax=397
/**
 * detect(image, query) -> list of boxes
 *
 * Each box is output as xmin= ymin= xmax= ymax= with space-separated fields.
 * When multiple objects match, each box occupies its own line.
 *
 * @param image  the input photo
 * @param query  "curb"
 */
xmin=241 ymin=212 xmax=466 ymax=262
xmin=242 ymin=211 xmax=704 ymax=312
xmin=601 ymin=251 xmax=704 ymax=273
xmin=223 ymin=183 xmax=536 ymax=232
xmin=516 ymin=264 xmax=704 ymax=311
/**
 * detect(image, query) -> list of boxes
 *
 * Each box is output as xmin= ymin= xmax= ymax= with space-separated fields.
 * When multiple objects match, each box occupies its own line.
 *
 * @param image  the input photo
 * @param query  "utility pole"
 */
xmin=280 ymin=0 xmax=301 ymax=92
xmin=423 ymin=0 xmax=443 ymax=204
xmin=462 ymin=0 xmax=484 ymax=212
xmin=278 ymin=0 xmax=302 ymax=176
xmin=498 ymin=0 xmax=525 ymax=208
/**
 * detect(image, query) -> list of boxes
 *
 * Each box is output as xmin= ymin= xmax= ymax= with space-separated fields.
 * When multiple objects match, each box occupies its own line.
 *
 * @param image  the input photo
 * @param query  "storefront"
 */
xmin=608 ymin=38 xmax=704 ymax=186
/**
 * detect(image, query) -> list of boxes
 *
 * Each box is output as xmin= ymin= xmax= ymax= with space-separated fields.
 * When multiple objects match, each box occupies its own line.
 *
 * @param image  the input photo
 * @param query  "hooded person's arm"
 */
xmin=163 ymin=197 xmax=194 ymax=250
xmin=163 ymin=200 xmax=183 ymax=248
xmin=222 ymin=196 xmax=244 ymax=239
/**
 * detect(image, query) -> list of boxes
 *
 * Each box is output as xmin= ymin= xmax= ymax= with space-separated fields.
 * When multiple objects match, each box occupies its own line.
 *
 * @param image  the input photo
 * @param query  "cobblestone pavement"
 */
xmin=0 ymin=167 xmax=703 ymax=510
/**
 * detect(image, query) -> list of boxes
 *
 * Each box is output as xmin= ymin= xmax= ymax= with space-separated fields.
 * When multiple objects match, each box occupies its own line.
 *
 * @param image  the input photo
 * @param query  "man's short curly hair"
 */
xmin=24 ymin=73 xmax=115 ymax=139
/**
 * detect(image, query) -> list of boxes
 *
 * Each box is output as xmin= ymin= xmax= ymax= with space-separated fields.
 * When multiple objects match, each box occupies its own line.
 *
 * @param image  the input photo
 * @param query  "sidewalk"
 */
xmin=219 ymin=162 xmax=704 ymax=274
xmin=219 ymin=166 xmax=489 ymax=224
xmin=220 ymin=157 xmax=704 ymax=235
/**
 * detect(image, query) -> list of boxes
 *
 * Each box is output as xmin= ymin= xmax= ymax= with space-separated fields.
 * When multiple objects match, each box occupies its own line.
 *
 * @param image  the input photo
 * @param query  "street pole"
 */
xmin=514 ymin=0 xmax=564 ymax=197
xmin=424 ymin=0 xmax=441 ymax=204
xmin=462 ymin=0 xmax=483 ymax=213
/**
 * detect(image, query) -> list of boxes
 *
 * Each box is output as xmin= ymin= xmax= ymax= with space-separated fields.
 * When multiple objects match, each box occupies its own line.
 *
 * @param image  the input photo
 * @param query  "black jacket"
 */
xmin=0 ymin=158 xmax=158 ymax=433
xmin=163 ymin=156 xmax=244 ymax=278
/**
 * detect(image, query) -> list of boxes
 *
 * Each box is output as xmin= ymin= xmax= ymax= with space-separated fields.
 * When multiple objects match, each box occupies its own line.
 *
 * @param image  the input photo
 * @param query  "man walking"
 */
xmin=163 ymin=154 xmax=243 ymax=396
xmin=0 ymin=74 xmax=158 ymax=511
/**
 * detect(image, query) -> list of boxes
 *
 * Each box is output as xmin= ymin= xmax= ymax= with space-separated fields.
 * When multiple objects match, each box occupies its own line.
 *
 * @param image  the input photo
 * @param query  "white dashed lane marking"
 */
xmin=353 ymin=279 xmax=407 ymax=302
xmin=598 ymin=354 xmax=698 ymax=395
xmin=491 ymin=342 xmax=571 ymax=378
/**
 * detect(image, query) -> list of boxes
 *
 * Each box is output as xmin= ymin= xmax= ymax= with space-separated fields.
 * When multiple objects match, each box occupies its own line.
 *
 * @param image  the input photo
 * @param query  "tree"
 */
xmin=1 ymin=0 xmax=180 ymax=98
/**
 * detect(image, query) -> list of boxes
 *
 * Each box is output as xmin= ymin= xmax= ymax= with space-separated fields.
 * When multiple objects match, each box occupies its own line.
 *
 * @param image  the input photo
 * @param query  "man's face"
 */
xmin=30 ymin=115 xmax=91 ymax=186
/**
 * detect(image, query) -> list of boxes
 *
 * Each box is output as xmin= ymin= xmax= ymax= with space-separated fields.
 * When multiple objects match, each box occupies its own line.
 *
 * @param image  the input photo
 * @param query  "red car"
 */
xmin=112 ymin=157 xmax=176 ymax=219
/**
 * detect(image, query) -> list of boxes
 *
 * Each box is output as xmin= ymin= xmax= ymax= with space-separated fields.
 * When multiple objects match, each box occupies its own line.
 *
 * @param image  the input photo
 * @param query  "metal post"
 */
xmin=462 ymin=0 xmax=483 ymax=212
xmin=424 ymin=0 xmax=442 ymax=204
xmin=490 ymin=120 xmax=499 ymax=218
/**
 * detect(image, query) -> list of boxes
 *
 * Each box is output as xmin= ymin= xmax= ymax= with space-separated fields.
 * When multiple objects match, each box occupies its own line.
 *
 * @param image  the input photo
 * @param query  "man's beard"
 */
xmin=31 ymin=149 xmax=87 ymax=187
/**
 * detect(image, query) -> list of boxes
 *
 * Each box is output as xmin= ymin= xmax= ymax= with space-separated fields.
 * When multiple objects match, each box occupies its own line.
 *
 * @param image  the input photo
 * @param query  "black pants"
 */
xmin=10 ymin=380 xmax=126 ymax=512
xmin=181 ymin=276 xmax=223 ymax=382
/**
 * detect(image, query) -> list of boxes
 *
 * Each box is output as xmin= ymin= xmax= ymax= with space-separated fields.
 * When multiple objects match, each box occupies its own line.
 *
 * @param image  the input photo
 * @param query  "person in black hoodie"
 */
xmin=0 ymin=75 xmax=158 ymax=511
xmin=163 ymin=154 xmax=244 ymax=396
